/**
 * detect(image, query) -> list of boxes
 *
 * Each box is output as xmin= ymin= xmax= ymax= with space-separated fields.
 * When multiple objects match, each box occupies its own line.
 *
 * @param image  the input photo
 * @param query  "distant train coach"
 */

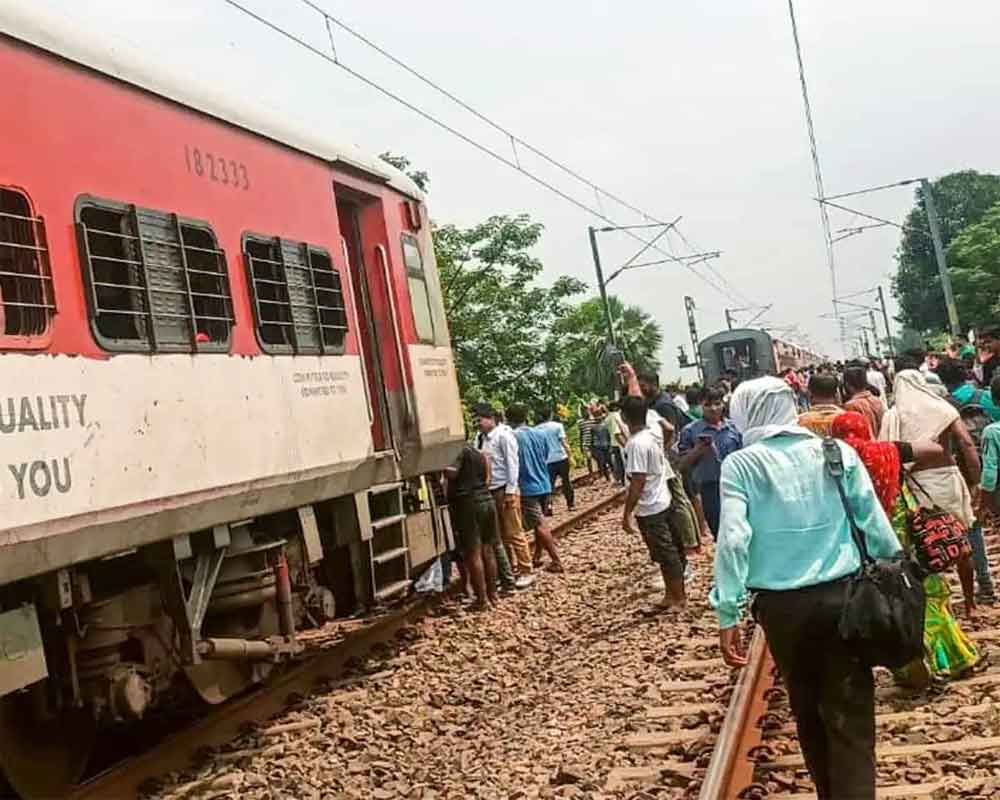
xmin=0 ymin=8 xmax=464 ymax=795
xmin=699 ymin=328 xmax=825 ymax=385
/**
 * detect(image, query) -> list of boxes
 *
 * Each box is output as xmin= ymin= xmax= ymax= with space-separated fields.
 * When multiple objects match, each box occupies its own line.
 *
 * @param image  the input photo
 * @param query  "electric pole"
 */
xmin=725 ymin=308 xmax=734 ymax=331
xmin=869 ymin=310 xmax=879 ymax=358
xmin=921 ymin=179 xmax=961 ymax=337
xmin=684 ymin=296 xmax=703 ymax=381
xmin=588 ymin=226 xmax=618 ymax=348
xmin=876 ymin=286 xmax=894 ymax=357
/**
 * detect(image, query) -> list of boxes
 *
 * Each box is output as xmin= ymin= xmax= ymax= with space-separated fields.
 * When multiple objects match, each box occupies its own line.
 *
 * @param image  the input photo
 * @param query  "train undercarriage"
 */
xmin=0 ymin=475 xmax=451 ymax=798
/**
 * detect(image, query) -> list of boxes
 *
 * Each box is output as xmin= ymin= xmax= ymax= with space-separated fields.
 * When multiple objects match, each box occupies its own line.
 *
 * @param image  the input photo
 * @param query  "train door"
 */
xmin=336 ymin=194 xmax=394 ymax=452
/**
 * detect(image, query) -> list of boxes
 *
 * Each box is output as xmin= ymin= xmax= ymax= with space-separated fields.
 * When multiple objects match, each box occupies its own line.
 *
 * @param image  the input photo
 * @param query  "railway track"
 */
xmin=65 ymin=474 xmax=624 ymax=800
xmin=686 ymin=536 xmax=1000 ymax=799
xmin=596 ymin=527 xmax=1000 ymax=799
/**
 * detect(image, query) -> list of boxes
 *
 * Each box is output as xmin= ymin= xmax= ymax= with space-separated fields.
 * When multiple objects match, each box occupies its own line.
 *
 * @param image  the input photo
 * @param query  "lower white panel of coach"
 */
xmin=0 ymin=354 xmax=372 ymax=543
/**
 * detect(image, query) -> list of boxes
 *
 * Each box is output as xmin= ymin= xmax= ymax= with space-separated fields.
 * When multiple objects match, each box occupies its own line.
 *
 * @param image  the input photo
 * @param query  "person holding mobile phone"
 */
xmin=677 ymin=386 xmax=742 ymax=540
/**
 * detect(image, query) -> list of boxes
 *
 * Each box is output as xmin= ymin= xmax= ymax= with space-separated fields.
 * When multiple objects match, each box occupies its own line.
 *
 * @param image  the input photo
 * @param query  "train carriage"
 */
xmin=0 ymin=7 xmax=464 ymax=795
xmin=699 ymin=328 xmax=824 ymax=385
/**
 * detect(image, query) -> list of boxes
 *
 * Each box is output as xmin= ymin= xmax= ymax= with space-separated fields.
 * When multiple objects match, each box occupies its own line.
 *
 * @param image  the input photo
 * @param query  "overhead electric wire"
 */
xmin=819 ymin=198 xmax=933 ymax=240
xmin=788 ymin=0 xmax=841 ymax=347
xmin=672 ymin=224 xmax=757 ymax=308
xmin=220 ymin=0 xmax=746 ymax=303
xmin=299 ymin=0 xmax=679 ymax=228
xmin=823 ymin=178 xmax=920 ymax=203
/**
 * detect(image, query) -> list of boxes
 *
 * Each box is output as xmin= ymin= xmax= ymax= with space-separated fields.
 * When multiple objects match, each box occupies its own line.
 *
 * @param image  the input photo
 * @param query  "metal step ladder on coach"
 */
xmin=356 ymin=477 xmax=453 ymax=604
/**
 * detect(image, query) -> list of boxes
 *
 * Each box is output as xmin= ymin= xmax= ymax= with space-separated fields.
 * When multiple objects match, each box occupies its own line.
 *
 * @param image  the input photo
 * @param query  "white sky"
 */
xmin=19 ymin=0 xmax=1000 ymax=378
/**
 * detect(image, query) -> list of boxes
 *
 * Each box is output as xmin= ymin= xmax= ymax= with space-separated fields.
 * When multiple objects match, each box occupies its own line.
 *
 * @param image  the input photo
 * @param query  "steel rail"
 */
xmin=698 ymin=628 xmax=775 ymax=800
xmin=67 ymin=481 xmax=623 ymax=799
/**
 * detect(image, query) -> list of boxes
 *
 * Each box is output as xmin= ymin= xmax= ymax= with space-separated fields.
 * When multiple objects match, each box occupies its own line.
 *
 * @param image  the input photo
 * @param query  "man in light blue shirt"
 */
xmin=508 ymin=405 xmax=563 ymax=573
xmin=535 ymin=410 xmax=574 ymax=514
xmin=711 ymin=377 xmax=899 ymax=800
xmin=677 ymin=386 xmax=741 ymax=541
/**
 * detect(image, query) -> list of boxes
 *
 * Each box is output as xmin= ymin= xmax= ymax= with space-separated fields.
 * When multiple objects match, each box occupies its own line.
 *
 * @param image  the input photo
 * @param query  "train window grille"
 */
xmin=0 ymin=188 xmax=55 ymax=342
xmin=243 ymin=236 xmax=348 ymax=355
xmin=401 ymin=234 xmax=435 ymax=343
xmin=76 ymin=200 xmax=233 ymax=352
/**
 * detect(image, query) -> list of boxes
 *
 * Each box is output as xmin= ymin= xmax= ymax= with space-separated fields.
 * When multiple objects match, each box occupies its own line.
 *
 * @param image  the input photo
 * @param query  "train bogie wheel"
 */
xmin=182 ymin=661 xmax=274 ymax=705
xmin=0 ymin=691 xmax=96 ymax=798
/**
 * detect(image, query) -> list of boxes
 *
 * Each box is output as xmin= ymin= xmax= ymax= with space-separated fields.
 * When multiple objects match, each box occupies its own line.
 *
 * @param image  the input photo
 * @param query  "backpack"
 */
xmin=949 ymin=390 xmax=991 ymax=453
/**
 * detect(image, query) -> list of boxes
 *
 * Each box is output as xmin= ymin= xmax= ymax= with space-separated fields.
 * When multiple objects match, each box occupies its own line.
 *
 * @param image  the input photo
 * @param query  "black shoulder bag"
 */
xmin=822 ymin=438 xmax=926 ymax=669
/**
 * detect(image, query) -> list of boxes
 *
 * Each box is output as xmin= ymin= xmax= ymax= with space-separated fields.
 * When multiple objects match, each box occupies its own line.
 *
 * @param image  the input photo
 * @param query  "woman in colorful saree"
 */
xmin=832 ymin=410 xmax=980 ymax=686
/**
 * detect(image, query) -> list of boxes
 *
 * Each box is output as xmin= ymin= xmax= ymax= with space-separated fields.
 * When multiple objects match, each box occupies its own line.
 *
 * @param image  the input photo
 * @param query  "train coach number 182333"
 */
xmin=184 ymin=144 xmax=250 ymax=190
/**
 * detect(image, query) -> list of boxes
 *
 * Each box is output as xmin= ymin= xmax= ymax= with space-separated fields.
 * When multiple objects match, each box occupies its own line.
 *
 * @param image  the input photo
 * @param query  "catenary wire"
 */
xmin=219 ymin=0 xmax=745 ymax=303
xmin=297 ymin=0 xmax=685 ymax=229
xmin=788 ymin=0 xmax=841 ymax=344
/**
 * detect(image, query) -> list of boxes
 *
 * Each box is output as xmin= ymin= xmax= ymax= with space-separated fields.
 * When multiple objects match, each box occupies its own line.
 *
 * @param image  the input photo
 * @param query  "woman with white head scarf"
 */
xmin=712 ymin=377 xmax=899 ymax=800
xmin=881 ymin=370 xmax=982 ymax=609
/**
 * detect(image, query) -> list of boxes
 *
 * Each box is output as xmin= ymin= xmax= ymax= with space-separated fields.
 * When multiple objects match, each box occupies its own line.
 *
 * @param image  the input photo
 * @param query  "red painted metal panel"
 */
xmin=0 ymin=36 xmax=422 ymax=361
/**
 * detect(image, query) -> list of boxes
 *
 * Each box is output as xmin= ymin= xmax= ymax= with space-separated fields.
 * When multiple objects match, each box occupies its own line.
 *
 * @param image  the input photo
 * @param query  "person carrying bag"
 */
xmin=823 ymin=438 xmax=926 ymax=669
xmin=712 ymin=377 xmax=905 ymax=800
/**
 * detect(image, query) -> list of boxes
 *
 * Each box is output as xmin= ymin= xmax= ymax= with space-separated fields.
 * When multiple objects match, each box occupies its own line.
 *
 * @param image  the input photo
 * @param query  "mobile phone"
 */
xmin=697 ymin=433 xmax=713 ymax=444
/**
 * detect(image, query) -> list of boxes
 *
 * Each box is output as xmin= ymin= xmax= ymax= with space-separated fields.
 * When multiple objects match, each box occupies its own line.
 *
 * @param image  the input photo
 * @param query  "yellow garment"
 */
xmin=892 ymin=487 xmax=978 ymax=684
xmin=797 ymin=404 xmax=842 ymax=437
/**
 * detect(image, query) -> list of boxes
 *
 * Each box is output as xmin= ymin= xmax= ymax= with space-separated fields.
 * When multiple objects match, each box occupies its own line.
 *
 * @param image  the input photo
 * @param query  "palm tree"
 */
xmin=552 ymin=295 xmax=663 ymax=400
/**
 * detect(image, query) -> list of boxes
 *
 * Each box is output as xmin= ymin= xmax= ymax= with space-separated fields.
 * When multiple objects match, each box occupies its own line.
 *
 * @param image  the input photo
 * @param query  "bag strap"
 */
xmin=903 ymin=469 xmax=932 ymax=504
xmin=821 ymin=438 xmax=873 ymax=565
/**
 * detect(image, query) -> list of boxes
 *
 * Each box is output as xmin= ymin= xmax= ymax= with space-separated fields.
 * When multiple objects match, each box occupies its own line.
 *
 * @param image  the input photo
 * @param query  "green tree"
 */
xmin=554 ymin=296 xmax=662 ymax=399
xmin=379 ymin=152 xmax=430 ymax=192
xmin=435 ymin=214 xmax=586 ymax=407
xmin=947 ymin=202 xmax=1000 ymax=328
xmin=893 ymin=170 xmax=1000 ymax=331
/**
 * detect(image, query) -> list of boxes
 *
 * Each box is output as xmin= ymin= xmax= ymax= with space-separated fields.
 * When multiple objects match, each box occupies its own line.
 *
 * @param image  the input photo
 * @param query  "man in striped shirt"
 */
xmin=578 ymin=405 xmax=597 ymax=474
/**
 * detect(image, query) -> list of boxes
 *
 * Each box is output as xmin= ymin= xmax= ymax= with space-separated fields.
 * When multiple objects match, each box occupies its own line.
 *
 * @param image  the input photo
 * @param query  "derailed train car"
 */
xmin=0 ymin=7 xmax=464 ymax=794
xmin=699 ymin=328 xmax=824 ymax=385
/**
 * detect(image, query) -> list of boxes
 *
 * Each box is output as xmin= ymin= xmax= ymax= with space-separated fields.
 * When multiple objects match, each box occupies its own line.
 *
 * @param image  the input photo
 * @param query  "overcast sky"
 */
xmin=21 ymin=0 xmax=1000 ymax=377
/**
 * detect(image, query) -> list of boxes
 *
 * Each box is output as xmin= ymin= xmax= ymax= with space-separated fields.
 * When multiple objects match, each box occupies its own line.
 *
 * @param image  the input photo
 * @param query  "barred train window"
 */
xmin=243 ymin=235 xmax=348 ymax=355
xmin=401 ymin=234 xmax=434 ymax=343
xmin=0 ymin=188 xmax=55 ymax=341
xmin=76 ymin=199 xmax=233 ymax=352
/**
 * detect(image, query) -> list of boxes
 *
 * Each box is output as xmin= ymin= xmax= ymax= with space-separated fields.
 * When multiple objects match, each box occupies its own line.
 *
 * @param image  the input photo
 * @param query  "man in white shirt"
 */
xmin=671 ymin=385 xmax=690 ymax=414
xmin=621 ymin=395 xmax=686 ymax=611
xmin=475 ymin=404 xmax=535 ymax=589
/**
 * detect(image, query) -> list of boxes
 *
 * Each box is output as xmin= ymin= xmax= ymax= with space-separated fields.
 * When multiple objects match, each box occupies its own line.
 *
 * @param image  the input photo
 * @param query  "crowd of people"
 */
xmin=707 ymin=331 xmax=1000 ymax=799
xmin=443 ymin=327 xmax=1000 ymax=798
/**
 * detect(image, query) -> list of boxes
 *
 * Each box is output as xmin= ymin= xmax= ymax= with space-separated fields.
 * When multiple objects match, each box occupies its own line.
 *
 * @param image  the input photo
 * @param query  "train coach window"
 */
xmin=0 ymin=188 xmax=55 ymax=343
xmin=401 ymin=234 xmax=434 ymax=343
xmin=243 ymin=235 xmax=348 ymax=355
xmin=76 ymin=198 xmax=233 ymax=352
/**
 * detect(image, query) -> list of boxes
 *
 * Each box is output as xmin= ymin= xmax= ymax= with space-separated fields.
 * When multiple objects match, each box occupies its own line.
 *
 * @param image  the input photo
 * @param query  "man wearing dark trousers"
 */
xmin=677 ymin=387 xmax=741 ymax=540
xmin=714 ymin=376 xmax=900 ymax=800
xmin=535 ymin=409 xmax=574 ymax=514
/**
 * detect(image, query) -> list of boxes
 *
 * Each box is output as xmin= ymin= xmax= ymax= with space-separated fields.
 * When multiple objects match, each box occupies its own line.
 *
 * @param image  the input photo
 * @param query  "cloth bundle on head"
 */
xmin=880 ymin=370 xmax=958 ymax=442
xmin=832 ymin=411 xmax=900 ymax=514
xmin=728 ymin=376 xmax=802 ymax=447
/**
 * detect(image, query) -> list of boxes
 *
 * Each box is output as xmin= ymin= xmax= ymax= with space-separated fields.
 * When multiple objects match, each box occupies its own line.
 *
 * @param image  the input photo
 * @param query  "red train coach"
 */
xmin=0 ymin=8 xmax=463 ymax=794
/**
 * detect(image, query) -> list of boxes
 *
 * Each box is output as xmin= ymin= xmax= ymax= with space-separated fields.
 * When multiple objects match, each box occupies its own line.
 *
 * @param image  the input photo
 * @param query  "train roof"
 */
xmin=0 ymin=2 xmax=425 ymax=202
xmin=699 ymin=328 xmax=772 ymax=347
xmin=699 ymin=328 xmax=824 ymax=359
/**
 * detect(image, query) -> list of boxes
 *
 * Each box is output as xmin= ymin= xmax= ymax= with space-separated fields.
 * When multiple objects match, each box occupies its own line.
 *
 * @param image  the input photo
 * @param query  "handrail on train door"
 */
xmin=340 ymin=237 xmax=374 ymax=425
xmin=374 ymin=244 xmax=414 ymax=425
